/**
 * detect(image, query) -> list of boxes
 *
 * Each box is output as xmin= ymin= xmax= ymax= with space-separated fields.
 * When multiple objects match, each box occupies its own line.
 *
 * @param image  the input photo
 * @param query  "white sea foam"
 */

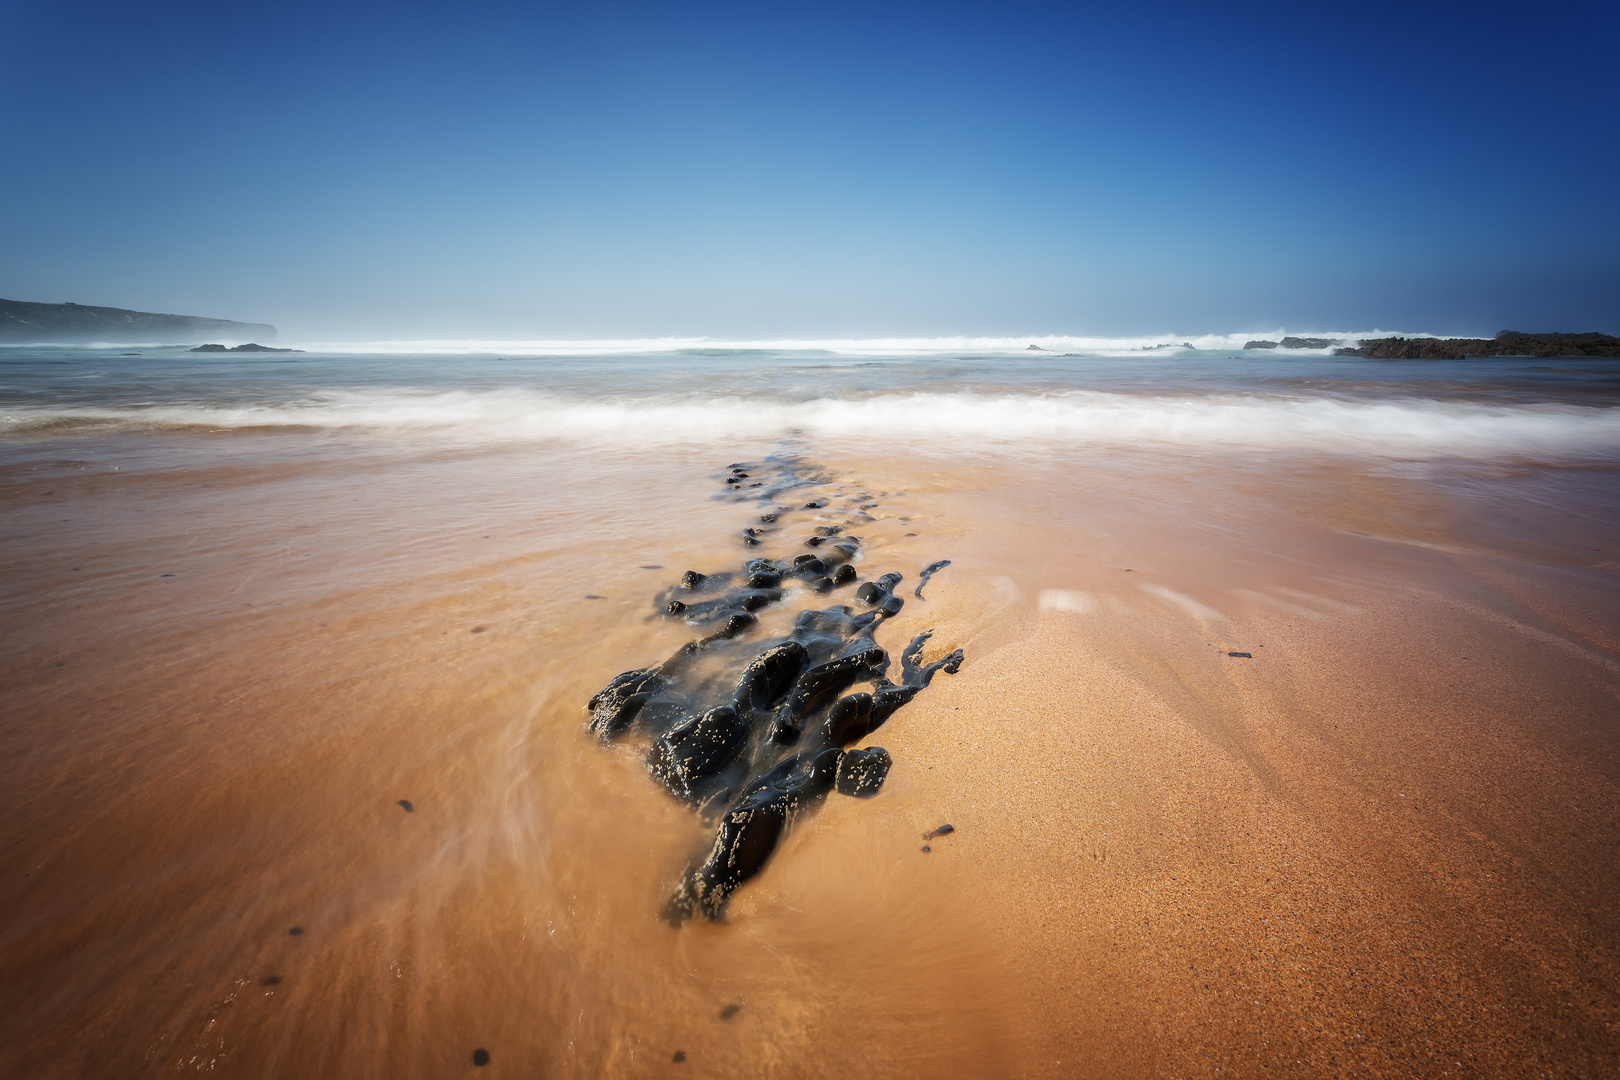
xmin=5 ymin=388 xmax=1619 ymax=459
xmin=273 ymin=330 xmax=1426 ymax=356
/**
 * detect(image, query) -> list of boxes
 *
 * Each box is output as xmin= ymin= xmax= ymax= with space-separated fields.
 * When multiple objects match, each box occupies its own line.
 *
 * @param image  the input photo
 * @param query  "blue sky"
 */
xmin=1 ymin=0 xmax=1615 ymax=339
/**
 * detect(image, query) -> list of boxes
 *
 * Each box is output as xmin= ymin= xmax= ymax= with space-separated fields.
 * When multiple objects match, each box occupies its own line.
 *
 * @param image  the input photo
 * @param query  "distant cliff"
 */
xmin=1334 ymin=331 xmax=1620 ymax=359
xmin=0 ymin=298 xmax=276 ymax=344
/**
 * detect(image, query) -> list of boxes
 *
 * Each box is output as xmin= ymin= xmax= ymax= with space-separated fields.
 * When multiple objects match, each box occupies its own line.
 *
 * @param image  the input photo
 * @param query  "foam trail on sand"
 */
xmin=6 ymin=388 xmax=1619 ymax=459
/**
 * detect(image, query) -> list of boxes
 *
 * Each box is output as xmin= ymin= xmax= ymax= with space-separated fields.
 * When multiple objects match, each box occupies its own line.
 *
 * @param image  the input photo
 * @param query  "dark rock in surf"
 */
xmin=1337 ymin=331 xmax=1620 ymax=359
xmin=835 ymin=747 xmax=891 ymax=797
xmin=648 ymin=705 xmax=750 ymax=799
xmin=914 ymin=559 xmax=951 ymax=599
xmin=822 ymin=692 xmax=874 ymax=745
xmin=588 ymin=667 xmax=667 ymax=740
xmin=667 ymin=748 xmax=843 ymax=922
xmin=732 ymin=641 xmax=807 ymax=713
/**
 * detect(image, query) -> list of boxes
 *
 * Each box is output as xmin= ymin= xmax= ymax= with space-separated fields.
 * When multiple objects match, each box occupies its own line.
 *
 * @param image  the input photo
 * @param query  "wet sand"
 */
xmin=1 ymin=432 xmax=1617 ymax=1077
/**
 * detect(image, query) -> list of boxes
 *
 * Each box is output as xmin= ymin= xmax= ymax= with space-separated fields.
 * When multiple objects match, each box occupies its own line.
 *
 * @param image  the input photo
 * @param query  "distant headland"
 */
xmin=0 ymin=297 xmax=276 ymax=344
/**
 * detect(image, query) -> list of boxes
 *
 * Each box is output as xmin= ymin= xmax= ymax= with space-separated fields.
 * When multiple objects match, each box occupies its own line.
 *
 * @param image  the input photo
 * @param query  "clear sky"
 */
xmin=1 ymin=0 xmax=1615 ymax=340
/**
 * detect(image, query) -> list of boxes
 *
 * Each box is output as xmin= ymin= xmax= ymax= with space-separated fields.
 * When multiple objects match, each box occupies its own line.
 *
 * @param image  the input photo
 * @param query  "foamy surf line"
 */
xmin=6 ymin=390 xmax=1620 ymax=458
xmin=276 ymin=330 xmax=1423 ymax=356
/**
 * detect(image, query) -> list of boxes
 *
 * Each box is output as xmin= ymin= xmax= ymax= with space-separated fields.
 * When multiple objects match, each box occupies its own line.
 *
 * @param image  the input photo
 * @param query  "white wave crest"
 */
xmin=272 ymin=330 xmax=1425 ymax=356
xmin=6 ymin=389 xmax=1618 ymax=459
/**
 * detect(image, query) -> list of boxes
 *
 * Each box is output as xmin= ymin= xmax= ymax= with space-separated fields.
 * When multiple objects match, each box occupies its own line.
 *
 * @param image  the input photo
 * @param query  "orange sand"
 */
xmin=1 ymin=435 xmax=1616 ymax=1077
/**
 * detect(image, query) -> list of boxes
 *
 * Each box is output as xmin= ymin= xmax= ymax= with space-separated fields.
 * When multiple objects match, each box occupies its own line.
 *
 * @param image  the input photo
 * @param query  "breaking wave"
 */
xmin=6 ymin=388 xmax=1619 ymax=459
xmin=280 ymin=331 xmax=1410 ymax=356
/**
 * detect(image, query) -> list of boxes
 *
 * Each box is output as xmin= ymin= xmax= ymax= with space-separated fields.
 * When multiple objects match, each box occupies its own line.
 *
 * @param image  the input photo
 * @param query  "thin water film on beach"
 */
xmin=583 ymin=457 xmax=963 ymax=922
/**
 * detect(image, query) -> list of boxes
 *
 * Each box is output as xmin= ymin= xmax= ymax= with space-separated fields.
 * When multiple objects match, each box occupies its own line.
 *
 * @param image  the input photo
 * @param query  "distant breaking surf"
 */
xmin=7 ymin=388 xmax=1619 ymax=460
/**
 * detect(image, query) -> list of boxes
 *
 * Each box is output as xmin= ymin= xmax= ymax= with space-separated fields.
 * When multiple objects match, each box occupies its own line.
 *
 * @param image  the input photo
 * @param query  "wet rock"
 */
xmin=397 ymin=800 xmax=414 ymax=812
xmin=669 ymin=748 xmax=843 ymax=922
xmin=924 ymin=824 xmax=955 ymax=840
xmin=835 ymin=747 xmax=891 ymax=797
xmin=914 ymin=559 xmax=951 ymax=599
xmin=681 ymin=570 xmax=708 ymax=590
xmin=805 ymin=536 xmax=825 ymax=547
xmin=787 ymin=648 xmax=886 ymax=722
xmin=648 ymin=705 xmax=750 ymax=800
xmin=673 ymin=1050 xmax=686 ymax=1063
xmin=1244 ymin=340 xmax=1279 ymax=349
xmin=832 ymin=564 xmax=857 ymax=586
xmin=666 ymin=600 xmax=687 ymax=615
xmin=588 ymin=668 xmax=667 ymax=740
xmin=822 ymin=692 xmax=874 ymax=745
xmin=473 ymin=1048 xmax=490 ymax=1066
xmin=732 ymin=641 xmax=806 ymax=713
xmin=1228 ymin=651 xmax=1252 ymax=658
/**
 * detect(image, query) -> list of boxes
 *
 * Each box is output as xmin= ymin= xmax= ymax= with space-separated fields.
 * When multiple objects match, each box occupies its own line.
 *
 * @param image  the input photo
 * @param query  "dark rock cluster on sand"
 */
xmin=585 ymin=458 xmax=963 ymax=923
xmin=1332 ymin=331 xmax=1620 ymax=359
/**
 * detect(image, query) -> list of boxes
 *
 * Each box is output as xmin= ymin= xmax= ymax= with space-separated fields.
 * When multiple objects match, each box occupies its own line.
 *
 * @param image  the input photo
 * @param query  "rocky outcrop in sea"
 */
xmin=1334 ymin=331 xmax=1620 ymax=359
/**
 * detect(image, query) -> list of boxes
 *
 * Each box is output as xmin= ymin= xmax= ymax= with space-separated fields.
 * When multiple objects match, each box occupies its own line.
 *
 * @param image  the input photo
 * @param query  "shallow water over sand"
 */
xmin=3 ymin=348 xmax=1619 ymax=1077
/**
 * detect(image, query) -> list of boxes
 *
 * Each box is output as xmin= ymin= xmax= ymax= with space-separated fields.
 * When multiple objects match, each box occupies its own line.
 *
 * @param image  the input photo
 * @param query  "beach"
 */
xmin=1 ymin=344 xmax=1617 ymax=1077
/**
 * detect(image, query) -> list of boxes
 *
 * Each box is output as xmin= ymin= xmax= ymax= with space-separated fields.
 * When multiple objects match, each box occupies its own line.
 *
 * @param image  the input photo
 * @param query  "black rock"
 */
xmin=648 ymin=705 xmax=750 ymax=800
xmin=835 ymin=747 xmax=891 ymax=797
xmin=786 ymin=648 xmax=886 ymax=722
xmin=914 ymin=559 xmax=951 ymax=599
xmin=822 ymin=692 xmax=874 ymax=745
xmin=681 ymin=570 xmax=708 ymax=590
xmin=669 ymin=748 xmax=843 ymax=922
xmin=1244 ymin=340 xmax=1279 ymax=349
xmin=1340 ymin=331 xmax=1620 ymax=359
xmin=731 ymin=641 xmax=807 ymax=713
xmin=924 ymin=823 xmax=954 ymax=840
xmin=588 ymin=668 xmax=667 ymax=740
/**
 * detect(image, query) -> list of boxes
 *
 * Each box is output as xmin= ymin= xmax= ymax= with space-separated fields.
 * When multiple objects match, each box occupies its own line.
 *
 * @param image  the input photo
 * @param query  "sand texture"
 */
xmin=1 ymin=434 xmax=1616 ymax=1077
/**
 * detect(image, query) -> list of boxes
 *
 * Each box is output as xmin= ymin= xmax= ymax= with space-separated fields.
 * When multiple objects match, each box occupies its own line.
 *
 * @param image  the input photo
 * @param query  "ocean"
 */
xmin=3 ymin=338 xmax=1618 ymax=1078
